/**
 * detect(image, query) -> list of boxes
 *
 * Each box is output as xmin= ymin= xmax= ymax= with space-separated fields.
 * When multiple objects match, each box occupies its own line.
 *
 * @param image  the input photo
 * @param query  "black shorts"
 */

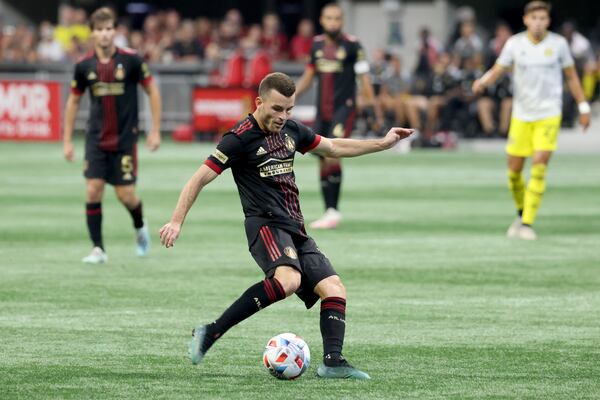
xmin=84 ymin=144 xmax=138 ymax=185
xmin=248 ymin=225 xmax=337 ymax=309
xmin=315 ymin=105 xmax=356 ymax=139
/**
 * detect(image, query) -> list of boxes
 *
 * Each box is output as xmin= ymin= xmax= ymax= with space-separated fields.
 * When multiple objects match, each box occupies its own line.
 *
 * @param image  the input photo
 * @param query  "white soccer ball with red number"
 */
xmin=262 ymin=333 xmax=310 ymax=380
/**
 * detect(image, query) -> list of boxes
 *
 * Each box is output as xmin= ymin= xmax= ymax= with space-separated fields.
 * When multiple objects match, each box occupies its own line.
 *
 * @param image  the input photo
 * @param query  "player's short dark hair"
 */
xmin=89 ymin=7 xmax=117 ymax=30
xmin=258 ymin=72 xmax=296 ymax=98
xmin=524 ymin=1 xmax=551 ymax=15
xmin=322 ymin=3 xmax=343 ymax=16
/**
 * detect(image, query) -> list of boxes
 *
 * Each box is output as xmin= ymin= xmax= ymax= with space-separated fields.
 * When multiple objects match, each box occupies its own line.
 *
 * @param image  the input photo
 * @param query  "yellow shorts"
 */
xmin=506 ymin=115 xmax=562 ymax=157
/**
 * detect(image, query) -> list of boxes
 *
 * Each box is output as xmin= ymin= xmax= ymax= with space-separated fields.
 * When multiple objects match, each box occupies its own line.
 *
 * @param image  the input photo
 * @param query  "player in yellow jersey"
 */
xmin=473 ymin=1 xmax=590 ymax=240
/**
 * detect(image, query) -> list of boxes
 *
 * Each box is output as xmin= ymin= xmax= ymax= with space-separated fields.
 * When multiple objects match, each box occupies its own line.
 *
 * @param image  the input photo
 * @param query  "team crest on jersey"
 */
xmin=212 ymin=149 xmax=229 ymax=163
xmin=336 ymin=47 xmax=347 ymax=60
xmin=544 ymin=48 xmax=553 ymax=57
xmin=115 ymin=64 xmax=125 ymax=80
xmin=284 ymin=246 xmax=298 ymax=260
xmin=256 ymin=146 xmax=267 ymax=156
xmin=87 ymin=71 xmax=97 ymax=81
xmin=284 ymin=135 xmax=296 ymax=152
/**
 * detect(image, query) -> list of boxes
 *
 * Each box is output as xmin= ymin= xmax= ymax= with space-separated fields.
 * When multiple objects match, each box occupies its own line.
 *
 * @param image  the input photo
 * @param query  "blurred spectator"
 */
xmin=71 ymin=8 xmax=91 ymax=42
xmin=370 ymin=48 xmax=390 ymax=96
xmin=379 ymin=54 xmax=412 ymax=127
xmin=37 ymin=21 xmax=65 ymax=62
xmin=561 ymin=22 xmax=597 ymax=126
xmin=114 ymin=22 xmax=130 ymax=48
xmin=196 ymin=17 xmax=215 ymax=48
xmin=165 ymin=9 xmax=181 ymax=35
xmin=262 ymin=12 xmax=288 ymax=59
xmin=224 ymin=8 xmax=244 ymax=39
xmin=561 ymin=21 xmax=597 ymax=100
xmin=129 ymin=30 xmax=146 ymax=57
xmin=478 ymin=22 xmax=513 ymax=137
xmin=290 ymin=19 xmax=314 ymax=62
xmin=240 ymin=24 xmax=262 ymax=50
xmin=171 ymin=19 xmax=204 ymax=62
xmin=415 ymin=27 xmax=441 ymax=76
xmin=54 ymin=5 xmax=90 ymax=53
xmin=452 ymin=20 xmax=483 ymax=60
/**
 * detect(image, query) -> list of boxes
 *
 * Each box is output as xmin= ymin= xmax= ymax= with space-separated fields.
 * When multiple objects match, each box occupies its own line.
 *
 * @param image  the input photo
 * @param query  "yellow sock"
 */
xmin=582 ymin=72 xmax=596 ymax=101
xmin=522 ymin=164 xmax=547 ymax=225
xmin=507 ymin=169 xmax=525 ymax=215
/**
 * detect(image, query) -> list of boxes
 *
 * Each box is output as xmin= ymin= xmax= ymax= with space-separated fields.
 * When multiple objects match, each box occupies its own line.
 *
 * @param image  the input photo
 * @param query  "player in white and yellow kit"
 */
xmin=473 ymin=1 xmax=590 ymax=240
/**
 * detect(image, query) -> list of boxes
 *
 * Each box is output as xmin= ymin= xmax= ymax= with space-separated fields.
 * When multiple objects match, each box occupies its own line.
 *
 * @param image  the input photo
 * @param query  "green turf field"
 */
xmin=1 ymin=139 xmax=599 ymax=399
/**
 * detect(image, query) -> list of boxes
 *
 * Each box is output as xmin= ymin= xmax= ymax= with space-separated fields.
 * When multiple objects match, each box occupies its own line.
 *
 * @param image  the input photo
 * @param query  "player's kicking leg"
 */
xmin=313 ymin=275 xmax=370 ymax=380
xmin=115 ymin=185 xmax=150 ymax=256
xmin=188 ymin=266 xmax=297 ymax=365
xmin=83 ymin=178 xmax=108 ymax=264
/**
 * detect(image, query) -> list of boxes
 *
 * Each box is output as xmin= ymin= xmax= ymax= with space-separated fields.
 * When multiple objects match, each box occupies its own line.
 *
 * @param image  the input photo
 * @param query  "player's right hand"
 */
xmin=472 ymin=79 xmax=485 ymax=95
xmin=63 ymin=142 xmax=74 ymax=162
xmin=159 ymin=222 xmax=181 ymax=248
xmin=382 ymin=127 xmax=414 ymax=149
xmin=579 ymin=113 xmax=591 ymax=131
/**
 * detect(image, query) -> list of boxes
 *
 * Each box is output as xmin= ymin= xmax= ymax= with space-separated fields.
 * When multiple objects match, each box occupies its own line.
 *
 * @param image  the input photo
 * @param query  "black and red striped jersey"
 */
xmin=308 ymin=33 xmax=369 ymax=121
xmin=71 ymin=47 xmax=153 ymax=152
xmin=204 ymin=114 xmax=321 ymax=236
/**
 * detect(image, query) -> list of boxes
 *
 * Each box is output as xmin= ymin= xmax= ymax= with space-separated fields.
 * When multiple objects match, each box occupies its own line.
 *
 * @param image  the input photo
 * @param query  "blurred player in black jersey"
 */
xmin=296 ymin=3 xmax=383 ymax=229
xmin=63 ymin=8 xmax=161 ymax=263
xmin=159 ymin=72 xmax=411 ymax=379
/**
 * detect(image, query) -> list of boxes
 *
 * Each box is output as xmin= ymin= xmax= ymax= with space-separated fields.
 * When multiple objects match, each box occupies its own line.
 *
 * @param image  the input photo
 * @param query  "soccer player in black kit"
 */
xmin=159 ymin=72 xmax=411 ymax=379
xmin=296 ymin=3 xmax=383 ymax=229
xmin=63 ymin=8 xmax=161 ymax=264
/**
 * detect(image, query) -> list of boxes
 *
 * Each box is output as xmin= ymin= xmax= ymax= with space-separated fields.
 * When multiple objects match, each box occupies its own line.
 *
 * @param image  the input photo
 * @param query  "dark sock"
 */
xmin=518 ymin=209 xmax=523 ymax=217
xmin=328 ymin=169 xmax=342 ymax=210
xmin=320 ymin=171 xmax=332 ymax=210
xmin=86 ymin=202 xmax=103 ymax=250
xmin=320 ymin=296 xmax=346 ymax=366
xmin=127 ymin=201 xmax=144 ymax=229
xmin=321 ymin=165 xmax=342 ymax=210
xmin=204 ymin=277 xmax=286 ymax=352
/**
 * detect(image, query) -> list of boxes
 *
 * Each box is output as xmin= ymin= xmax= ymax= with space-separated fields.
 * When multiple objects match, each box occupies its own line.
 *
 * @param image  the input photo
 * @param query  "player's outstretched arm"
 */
xmin=564 ymin=67 xmax=591 ymax=131
xmin=310 ymin=127 xmax=413 ymax=158
xmin=144 ymin=81 xmax=162 ymax=151
xmin=472 ymin=64 xmax=506 ymax=95
xmin=159 ymin=165 xmax=219 ymax=248
xmin=63 ymin=93 xmax=82 ymax=162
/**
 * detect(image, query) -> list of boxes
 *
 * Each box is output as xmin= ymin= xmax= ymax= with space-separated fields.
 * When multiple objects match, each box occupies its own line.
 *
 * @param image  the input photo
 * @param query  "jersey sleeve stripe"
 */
xmin=299 ymin=134 xmax=321 ymax=154
xmin=204 ymin=159 xmax=223 ymax=174
xmin=71 ymin=87 xmax=84 ymax=95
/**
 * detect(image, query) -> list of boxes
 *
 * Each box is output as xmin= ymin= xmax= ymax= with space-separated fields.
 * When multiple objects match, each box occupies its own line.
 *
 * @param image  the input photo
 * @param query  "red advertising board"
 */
xmin=192 ymin=87 xmax=256 ymax=133
xmin=0 ymin=80 xmax=62 ymax=142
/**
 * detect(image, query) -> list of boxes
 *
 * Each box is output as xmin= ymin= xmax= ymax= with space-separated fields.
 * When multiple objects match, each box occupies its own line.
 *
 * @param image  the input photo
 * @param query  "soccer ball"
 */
xmin=262 ymin=333 xmax=310 ymax=380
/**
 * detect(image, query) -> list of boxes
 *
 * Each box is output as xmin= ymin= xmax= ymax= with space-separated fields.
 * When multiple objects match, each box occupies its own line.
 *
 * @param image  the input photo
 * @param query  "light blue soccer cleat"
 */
xmin=316 ymin=357 xmax=371 ymax=380
xmin=188 ymin=325 xmax=208 ymax=365
xmin=135 ymin=222 xmax=150 ymax=257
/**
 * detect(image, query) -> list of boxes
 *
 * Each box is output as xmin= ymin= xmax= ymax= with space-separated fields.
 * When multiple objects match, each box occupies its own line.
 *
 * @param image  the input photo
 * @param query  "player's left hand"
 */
xmin=159 ymin=222 xmax=181 ymax=248
xmin=579 ymin=113 xmax=591 ymax=132
xmin=382 ymin=127 xmax=414 ymax=149
xmin=147 ymin=130 xmax=161 ymax=151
